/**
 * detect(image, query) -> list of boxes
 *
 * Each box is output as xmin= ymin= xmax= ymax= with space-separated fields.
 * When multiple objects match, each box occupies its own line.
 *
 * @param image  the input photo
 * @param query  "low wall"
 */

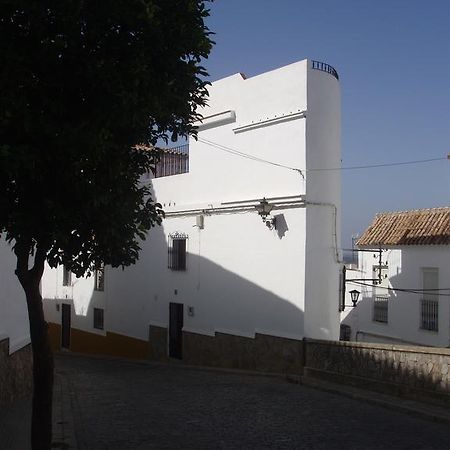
xmin=48 ymin=322 xmax=150 ymax=359
xmin=0 ymin=338 xmax=33 ymax=408
xmin=303 ymin=339 xmax=450 ymax=407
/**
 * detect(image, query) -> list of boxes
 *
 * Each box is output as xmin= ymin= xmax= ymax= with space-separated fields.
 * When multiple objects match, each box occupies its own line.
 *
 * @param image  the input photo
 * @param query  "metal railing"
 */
xmin=311 ymin=60 xmax=339 ymax=81
xmin=155 ymin=144 xmax=189 ymax=178
xmin=373 ymin=296 xmax=388 ymax=323
xmin=420 ymin=298 xmax=439 ymax=332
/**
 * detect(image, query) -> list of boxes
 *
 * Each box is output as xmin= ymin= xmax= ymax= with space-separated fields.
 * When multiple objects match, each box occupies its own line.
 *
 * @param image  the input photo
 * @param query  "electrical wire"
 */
xmin=198 ymin=137 xmax=446 ymax=173
xmin=351 ymin=280 xmax=450 ymax=297
xmin=315 ymin=156 xmax=446 ymax=171
xmin=198 ymin=138 xmax=301 ymax=173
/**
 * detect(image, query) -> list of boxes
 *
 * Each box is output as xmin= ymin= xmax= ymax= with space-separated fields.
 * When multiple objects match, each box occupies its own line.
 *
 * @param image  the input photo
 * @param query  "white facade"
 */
xmin=341 ymin=246 xmax=450 ymax=347
xmin=0 ymin=238 xmax=30 ymax=353
xmin=43 ymin=59 xmax=341 ymax=354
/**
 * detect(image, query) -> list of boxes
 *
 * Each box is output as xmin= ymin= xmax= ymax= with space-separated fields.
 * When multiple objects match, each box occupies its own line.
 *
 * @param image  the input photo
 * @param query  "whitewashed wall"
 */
xmin=304 ymin=64 xmax=341 ymax=340
xmin=0 ymin=239 xmax=30 ymax=353
xmin=341 ymin=246 xmax=450 ymax=347
xmin=42 ymin=264 xmax=107 ymax=337
xmin=43 ymin=59 xmax=341 ymax=344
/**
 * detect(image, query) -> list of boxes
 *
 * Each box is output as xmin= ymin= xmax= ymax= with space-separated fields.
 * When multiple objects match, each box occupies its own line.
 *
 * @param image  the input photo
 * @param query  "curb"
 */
xmin=300 ymin=376 xmax=450 ymax=426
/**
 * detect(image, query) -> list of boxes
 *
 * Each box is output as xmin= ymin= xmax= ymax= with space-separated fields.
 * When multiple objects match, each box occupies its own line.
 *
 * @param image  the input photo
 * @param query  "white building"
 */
xmin=43 ymin=59 xmax=342 ymax=372
xmin=341 ymin=207 xmax=450 ymax=348
xmin=0 ymin=238 xmax=32 ymax=406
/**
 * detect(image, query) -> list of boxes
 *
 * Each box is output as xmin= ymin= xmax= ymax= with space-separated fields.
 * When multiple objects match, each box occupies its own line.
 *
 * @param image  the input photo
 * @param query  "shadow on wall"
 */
xmin=46 ymin=204 xmax=307 ymax=374
xmin=336 ymin=249 xmax=450 ymax=406
xmin=342 ymin=247 xmax=446 ymax=347
xmin=304 ymin=337 xmax=450 ymax=408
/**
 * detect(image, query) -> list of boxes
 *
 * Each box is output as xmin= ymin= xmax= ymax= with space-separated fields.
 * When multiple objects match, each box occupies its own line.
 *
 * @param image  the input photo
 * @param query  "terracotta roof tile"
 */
xmin=357 ymin=207 xmax=450 ymax=247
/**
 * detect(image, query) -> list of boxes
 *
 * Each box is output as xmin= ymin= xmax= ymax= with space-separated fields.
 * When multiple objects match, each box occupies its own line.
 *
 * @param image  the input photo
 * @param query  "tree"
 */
xmin=0 ymin=1 xmax=213 ymax=448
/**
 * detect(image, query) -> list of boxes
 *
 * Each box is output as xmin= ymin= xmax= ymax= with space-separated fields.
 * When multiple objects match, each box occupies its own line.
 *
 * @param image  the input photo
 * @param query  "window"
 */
xmin=373 ymin=296 xmax=388 ymax=323
xmin=62 ymin=265 xmax=72 ymax=286
xmin=155 ymin=145 xmax=189 ymax=178
xmin=93 ymin=308 xmax=104 ymax=330
xmin=94 ymin=265 xmax=105 ymax=291
xmin=420 ymin=268 xmax=439 ymax=332
xmin=168 ymin=234 xmax=187 ymax=271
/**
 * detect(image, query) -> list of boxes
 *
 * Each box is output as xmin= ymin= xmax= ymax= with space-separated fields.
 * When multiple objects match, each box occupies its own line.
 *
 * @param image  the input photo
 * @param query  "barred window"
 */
xmin=94 ymin=265 xmax=105 ymax=291
xmin=155 ymin=145 xmax=189 ymax=178
xmin=168 ymin=234 xmax=187 ymax=271
xmin=420 ymin=299 xmax=438 ymax=331
xmin=373 ymin=296 xmax=388 ymax=323
xmin=93 ymin=308 xmax=104 ymax=330
xmin=421 ymin=268 xmax=438 ymax=332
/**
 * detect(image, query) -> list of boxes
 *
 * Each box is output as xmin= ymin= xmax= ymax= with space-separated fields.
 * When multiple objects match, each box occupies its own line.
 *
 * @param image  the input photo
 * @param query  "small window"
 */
xmin=94 ymin=265 xmax=105 ymax=291
xmin=168 ymin=234 xmax=187 ymax=271
xmin=420 ymin=268 xmax=439 ymax=332
xmin=62 ymin=265 xmax=72 ymax=286
xmin=93 ymin=308 xmax=104 ymax=330
xmin=373 ymin=296 xmax=388 ymax=323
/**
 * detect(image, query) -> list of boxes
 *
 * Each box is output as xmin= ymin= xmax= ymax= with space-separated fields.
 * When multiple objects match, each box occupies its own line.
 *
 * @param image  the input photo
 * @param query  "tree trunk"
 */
xmin=16 ymin=244 xmax=53 ymax=450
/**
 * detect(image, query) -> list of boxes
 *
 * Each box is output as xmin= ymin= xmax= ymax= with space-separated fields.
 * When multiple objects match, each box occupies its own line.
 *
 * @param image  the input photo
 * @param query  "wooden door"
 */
xmin=169 ymin=303 xmax=183 ymax=359
xmin=61 ymin=304 xmax=71 ymax=349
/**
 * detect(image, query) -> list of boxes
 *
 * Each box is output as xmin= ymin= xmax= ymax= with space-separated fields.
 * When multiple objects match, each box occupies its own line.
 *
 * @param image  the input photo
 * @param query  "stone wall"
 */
xmin=183 ymin=331 xmax=304 ymax=374
xmin=303 ymin=339 xmax=450 ymax=407
xmin=0 ymin=338 xmax=32 ymax=408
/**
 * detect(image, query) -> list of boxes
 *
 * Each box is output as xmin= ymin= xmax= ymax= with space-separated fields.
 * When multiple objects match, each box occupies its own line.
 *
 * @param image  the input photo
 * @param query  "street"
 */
xmin=57 ymin=355 xmax=450 ymax=450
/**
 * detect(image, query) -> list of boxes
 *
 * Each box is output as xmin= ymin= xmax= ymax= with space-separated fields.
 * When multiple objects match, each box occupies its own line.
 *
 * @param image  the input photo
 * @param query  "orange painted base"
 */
xmin=47 ymin=322 xmax=149 ymax=360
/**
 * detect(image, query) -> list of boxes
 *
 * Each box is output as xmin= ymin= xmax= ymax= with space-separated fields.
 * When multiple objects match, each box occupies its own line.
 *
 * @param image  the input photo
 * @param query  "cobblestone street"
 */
xmin=57 ymin=354 xmax=450 ymax=450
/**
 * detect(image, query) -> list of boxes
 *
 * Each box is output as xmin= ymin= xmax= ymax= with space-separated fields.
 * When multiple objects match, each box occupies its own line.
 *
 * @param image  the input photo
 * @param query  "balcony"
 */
xmin=311 ymin=60 xmax=339 ymax=81
xmin=155 ymin=144 xmax=189 ymax=178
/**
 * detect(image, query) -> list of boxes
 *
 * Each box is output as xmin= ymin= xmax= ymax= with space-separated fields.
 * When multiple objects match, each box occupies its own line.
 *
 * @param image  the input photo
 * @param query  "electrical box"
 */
xmin=196 ymin=215 xmax=204 ymax=229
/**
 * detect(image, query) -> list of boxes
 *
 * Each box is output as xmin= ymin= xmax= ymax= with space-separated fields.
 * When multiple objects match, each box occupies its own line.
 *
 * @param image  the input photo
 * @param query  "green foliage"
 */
xmin=0 ymin=0 xmax=213 ymax=275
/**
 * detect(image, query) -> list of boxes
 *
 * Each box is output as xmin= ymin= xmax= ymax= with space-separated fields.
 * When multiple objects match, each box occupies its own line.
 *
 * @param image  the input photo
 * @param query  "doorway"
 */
xmin=169 ymin=302 xmax=183 ymax=359
xmin=61 ymin=303 xmax=71 ymax=349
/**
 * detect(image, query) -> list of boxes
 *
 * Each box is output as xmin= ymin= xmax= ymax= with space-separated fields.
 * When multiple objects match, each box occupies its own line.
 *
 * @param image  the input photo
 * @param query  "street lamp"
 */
xmin=349 ymin=289 xmax=360 ymax=307
xmin=255 ymin=198 xmax=276 ymax=229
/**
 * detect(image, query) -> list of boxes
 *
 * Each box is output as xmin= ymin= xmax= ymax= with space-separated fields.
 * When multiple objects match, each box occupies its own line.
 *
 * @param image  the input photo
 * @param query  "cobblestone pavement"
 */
xmin=56 ymin=355 xmax=450 ymax=450
xmin=0 ymin=398 xmax=31 ymax=450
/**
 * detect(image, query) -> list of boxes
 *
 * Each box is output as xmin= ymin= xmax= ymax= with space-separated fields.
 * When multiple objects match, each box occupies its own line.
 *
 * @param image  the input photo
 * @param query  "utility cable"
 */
xmin=198 ymin=138 xmax=304 ymax=176
xmin=351 ymin=280 xmax=450 ymax=297
xmin=197 ymin=137 xmax=446 ymax=173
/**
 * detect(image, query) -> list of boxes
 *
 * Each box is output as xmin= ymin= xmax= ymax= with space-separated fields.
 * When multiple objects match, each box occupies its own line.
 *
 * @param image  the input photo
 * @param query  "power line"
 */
xmin=351 ymin=280 xmax=450 ymax=297
xmin=198 ymin=138 xmax=301 ymax=173
xmin=198 ymin=137 xmax=446 ymax=172
xmin=314 ymin=156 xmax=446 ymax=171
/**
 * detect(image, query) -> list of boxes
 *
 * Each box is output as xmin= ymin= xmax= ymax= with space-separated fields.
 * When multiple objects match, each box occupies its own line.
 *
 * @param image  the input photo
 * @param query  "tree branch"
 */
xmin=31 ymin=243 xmax=48 ymax=282
xmin=14 ymin=238 xmax=31 ymax=284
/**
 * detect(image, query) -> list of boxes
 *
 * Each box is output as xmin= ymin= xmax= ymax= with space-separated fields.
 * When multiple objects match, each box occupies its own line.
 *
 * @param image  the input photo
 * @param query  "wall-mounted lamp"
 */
xmin=349 ymin=289 xmax=360 ymax=307
xmin=255 ymin=198 xmax=276 ymax=229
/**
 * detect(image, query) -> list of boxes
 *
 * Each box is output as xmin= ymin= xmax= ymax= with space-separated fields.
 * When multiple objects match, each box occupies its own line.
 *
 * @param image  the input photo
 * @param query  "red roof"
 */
xmin=357 ymin=207 xmax=450 ymax=246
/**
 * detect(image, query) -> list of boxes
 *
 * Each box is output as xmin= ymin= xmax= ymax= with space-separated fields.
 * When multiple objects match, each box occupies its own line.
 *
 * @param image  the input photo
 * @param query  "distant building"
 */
xmin=341 ymin=207 xmax=450 ymax=347
xmin=43 ymin=59 xmax=342 ymax=372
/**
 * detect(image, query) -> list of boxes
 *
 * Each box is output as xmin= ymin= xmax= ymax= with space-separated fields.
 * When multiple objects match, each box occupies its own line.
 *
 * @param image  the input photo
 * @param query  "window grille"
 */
xmin=62 ymin=266 xmax=72 ymax=286
xmin=93 ymin=308 xmax=104 ymax=330
xmin=373 ymin=296 xmax=388 ymax=323
xmin=94 ymin=265 xmax=105 ymax=291
xmin=168 ymin=234 xmax=187 ymax=271
xmin=155 ymin=145 xmax=189 ymax=178
xmin=420 ymin=298 xmax=438 ymax=331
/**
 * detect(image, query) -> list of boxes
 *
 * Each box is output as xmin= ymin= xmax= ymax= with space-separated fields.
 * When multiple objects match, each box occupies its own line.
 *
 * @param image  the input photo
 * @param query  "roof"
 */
xmin=356 ymin=207 xmax=450 ymax=247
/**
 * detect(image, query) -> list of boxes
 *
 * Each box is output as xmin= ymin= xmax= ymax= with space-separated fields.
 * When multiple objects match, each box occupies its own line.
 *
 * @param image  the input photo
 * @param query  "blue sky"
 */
xmin=204 ymin=0 xmax=450 ymax=248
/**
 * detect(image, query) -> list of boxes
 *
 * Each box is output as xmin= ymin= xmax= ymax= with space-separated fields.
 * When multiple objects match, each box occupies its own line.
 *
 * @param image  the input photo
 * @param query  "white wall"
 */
xmin=42 ymin=264 xmax=107 ymax=337
xmin=0 ymin=239 xmax=30 ymax=353
xmin=43 ymin=59 xmax=341 ymax=344
xmin=342 ymin=246 xmax=450 ymax=347
xmin=304 ymin=64 xmax=341 ymax=339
